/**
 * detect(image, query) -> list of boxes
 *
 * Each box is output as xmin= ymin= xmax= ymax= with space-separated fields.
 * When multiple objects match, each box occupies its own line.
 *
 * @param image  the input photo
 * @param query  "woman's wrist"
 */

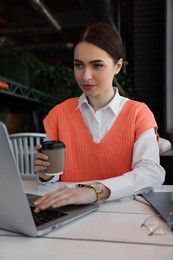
xmin=77 ymin=182 xmax=110 ymax=201
xmin=39 ymin=176 xmax=54 ymax=182
xmin=36 ymin=172 xmax=54 ymax=182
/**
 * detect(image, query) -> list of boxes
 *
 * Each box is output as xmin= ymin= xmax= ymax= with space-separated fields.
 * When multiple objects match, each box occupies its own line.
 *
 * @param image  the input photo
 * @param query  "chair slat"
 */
xmin=9 ymin=133 xmax=46 ymax=175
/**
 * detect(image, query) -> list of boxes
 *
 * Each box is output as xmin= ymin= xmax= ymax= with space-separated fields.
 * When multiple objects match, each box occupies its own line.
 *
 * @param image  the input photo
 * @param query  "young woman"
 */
xmin=33 ymin=22 xmax=165 ymax=213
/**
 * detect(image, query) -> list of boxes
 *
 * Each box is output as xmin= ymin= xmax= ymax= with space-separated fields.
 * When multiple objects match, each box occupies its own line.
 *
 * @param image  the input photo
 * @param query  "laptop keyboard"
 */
xmin=30 ymin=206 xmax=68 ymax=226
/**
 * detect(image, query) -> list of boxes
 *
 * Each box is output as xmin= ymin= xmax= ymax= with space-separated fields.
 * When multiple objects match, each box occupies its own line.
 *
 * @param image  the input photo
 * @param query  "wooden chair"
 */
xmin=9 ymin=133 xmax=46 ymax=176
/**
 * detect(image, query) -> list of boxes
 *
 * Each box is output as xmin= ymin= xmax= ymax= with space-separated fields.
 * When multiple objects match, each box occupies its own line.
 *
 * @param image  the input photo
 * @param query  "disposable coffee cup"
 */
xmin=41 ymin=140 xmax=66 ymax=176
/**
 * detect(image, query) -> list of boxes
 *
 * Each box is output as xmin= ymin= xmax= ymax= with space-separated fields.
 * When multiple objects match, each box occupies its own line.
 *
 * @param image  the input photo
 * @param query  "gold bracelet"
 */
xmin=77 ymin=183 xmax=103 ymax=201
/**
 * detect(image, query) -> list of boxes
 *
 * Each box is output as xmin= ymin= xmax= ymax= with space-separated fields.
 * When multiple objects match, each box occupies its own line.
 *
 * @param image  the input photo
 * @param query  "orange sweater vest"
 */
xmin=43 ymin=98 xmax=158 ymax=182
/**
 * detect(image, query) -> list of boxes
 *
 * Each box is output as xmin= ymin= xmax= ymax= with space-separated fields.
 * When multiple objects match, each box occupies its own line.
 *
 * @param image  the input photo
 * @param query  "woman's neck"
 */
xmin=87 ymin=88 xmax=115 ymax=112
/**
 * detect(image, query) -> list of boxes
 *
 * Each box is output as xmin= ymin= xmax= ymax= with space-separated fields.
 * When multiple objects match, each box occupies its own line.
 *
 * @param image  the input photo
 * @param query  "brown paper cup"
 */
xmin=41 ymin=140 xmax=66 ymax=176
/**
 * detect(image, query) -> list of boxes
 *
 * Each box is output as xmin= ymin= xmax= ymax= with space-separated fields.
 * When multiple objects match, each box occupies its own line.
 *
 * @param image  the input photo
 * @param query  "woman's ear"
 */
xmin=114 ymin=58 xmax=123 ymax=75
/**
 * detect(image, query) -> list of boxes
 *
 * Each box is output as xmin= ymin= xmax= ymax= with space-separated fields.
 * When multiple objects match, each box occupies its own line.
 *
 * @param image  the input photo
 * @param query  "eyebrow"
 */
xmin=73 ymin=59 xmax=104 ymax=64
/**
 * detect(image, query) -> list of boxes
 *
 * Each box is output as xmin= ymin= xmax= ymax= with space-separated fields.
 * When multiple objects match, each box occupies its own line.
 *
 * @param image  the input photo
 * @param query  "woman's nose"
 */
xmin=82 ymin=68 xmax=92 ymax=82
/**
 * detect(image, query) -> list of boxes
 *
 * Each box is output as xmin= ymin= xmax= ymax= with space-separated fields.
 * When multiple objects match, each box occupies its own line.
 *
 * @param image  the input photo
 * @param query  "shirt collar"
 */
xmin=76 ymin=93 xmax=88 ymax=109
xmin=76 ymin=87 xmax=122 ymax=116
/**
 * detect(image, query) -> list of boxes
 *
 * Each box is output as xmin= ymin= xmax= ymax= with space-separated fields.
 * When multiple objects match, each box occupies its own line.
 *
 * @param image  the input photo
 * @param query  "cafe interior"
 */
xmin=0 ymin=0 xmax=172 ymax=180
xmin=0 ymin=0 xmax=173 ymax=258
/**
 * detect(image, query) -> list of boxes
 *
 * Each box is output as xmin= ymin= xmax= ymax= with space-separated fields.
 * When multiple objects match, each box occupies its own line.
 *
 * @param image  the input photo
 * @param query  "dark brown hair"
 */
xmin=74 ymin=22 xmax=127 ymax=96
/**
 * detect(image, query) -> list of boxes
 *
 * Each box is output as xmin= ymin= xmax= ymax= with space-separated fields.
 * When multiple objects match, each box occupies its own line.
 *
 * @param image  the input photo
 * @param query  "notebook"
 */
xmin=142 ymin=192 xmax=173 ymax=229
xmin=0 ymin=121 xmax=98 ymax=237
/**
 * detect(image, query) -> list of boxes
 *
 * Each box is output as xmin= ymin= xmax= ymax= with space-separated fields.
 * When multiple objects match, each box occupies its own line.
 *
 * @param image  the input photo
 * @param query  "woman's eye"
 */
xmin=74 ymin=63 xmax=83 ymax=69
xmin=93 ymin=64 xmax=103 ymax=69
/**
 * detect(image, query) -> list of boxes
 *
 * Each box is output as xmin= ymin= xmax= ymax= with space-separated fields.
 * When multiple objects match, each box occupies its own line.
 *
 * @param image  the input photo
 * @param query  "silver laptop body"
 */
xmin=0 ymin=121 xmax=98 ymax=237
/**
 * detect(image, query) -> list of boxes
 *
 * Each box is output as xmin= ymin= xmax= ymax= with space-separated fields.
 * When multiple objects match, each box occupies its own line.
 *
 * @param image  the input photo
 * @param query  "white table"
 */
xmin=0 ymin=179 xmax=173 ymax=260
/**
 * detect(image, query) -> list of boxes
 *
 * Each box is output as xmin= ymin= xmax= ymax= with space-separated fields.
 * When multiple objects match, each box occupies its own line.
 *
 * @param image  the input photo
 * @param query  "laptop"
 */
xmin=0 ymin=121 xmax=98 ymax=237
xmin=142 ymin=192 xmax=173 ymax=229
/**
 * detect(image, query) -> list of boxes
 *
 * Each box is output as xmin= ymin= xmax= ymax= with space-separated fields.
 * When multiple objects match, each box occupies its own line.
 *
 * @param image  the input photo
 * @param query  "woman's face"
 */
xmin=73 ymin=42 xmax=122 ymax=98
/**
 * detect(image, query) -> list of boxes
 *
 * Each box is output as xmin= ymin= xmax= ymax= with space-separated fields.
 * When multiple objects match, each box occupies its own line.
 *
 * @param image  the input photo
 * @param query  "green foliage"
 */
xmin=27 ymin=59 xmax=82 ymax=121
xmin=28 ymin=59 xmax=81 ymax=101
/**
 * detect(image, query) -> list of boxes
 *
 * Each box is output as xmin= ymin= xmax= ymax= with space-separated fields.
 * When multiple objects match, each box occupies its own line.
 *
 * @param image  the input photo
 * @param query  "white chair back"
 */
xmin=158 ymin=137 xmax=172 ymax=155
xmin=9 ymin=133 xmax=46 ymax=175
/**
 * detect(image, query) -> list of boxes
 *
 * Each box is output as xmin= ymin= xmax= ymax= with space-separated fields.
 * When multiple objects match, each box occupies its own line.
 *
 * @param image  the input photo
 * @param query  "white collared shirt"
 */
xmin=77 ymin=88 xmax=128 ymax=143
xmin=42 ymin=88 xmax=165 ymax=201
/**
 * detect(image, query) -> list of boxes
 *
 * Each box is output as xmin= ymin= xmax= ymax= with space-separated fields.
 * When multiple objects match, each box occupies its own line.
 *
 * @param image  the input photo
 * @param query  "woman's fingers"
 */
xmin=34 ymin=151 xmax=48 ymax=161
xmin=33 ymin=148 xmax=50 ymax=176
xmin=33 ymin=158 xmax=50 ymax=176
xmin=33 ymin=158 xmax=50 ymax=169
xmin=35 ymin=144 xmax=42 ymax=151
xmin=33 ymin=187 xmax=97 ymax=212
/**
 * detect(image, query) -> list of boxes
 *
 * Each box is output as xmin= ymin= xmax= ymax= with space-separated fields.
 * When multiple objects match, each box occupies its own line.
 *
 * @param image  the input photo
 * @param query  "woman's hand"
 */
xmin=33 ymin=144 xmax=52 ymax=181
xmin=33 ymin=187 xmax=97 ymax=212
xmin=33 ymin=183 xmax=110 ymax=212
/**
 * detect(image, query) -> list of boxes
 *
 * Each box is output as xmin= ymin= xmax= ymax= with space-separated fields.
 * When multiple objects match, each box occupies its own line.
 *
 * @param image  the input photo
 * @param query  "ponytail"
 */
xmin=113 ymin=77 xmax=128 ymax=97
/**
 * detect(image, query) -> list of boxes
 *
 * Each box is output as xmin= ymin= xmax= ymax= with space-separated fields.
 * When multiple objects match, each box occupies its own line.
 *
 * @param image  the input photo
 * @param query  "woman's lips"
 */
xmin=82 ymin=84 xmax=95 ymax=91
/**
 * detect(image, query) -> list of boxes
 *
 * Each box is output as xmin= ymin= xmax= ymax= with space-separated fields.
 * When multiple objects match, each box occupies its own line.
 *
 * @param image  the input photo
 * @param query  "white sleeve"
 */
xmin=99 ymin=128 xmax=165 ymax=201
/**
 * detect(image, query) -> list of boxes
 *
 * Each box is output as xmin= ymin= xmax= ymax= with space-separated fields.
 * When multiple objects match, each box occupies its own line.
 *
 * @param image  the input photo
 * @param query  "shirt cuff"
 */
xmin=99 ymin=175 xmax=134 ymax=201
